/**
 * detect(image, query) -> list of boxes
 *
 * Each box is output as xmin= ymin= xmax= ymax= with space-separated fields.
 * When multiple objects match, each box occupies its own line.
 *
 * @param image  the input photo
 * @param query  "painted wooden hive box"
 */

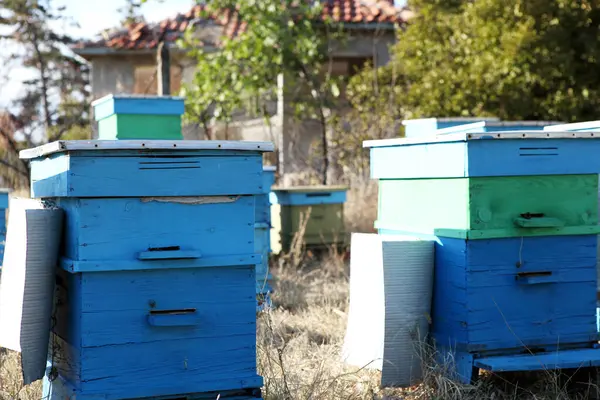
xmin=365 ymin=130 xmax=600 ymax=384
xmin=20 ymin=140 xmax=273 ymax=400
xmin=0 ymin=189 xmax=9 ymax=266
xmin=402 ymin=117 xmax=500 ymax=138
xmin=435 ymin=120 xmax=563 ymax=135
xmin=255 ymin=166 xmax=276 ymax=310
xmin=269 ymin=185 xmax=348 ymax=255
xmin=92 ymin=94 xmax=185 ymax=140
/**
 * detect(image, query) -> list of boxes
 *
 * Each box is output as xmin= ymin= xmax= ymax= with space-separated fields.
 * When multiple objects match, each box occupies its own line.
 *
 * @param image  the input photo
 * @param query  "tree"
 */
xmin=119 ymin=0 xmax=145 ymax=25
xmin=180 ymin=0 xmax=343 ymax=184
xmin=0 ymin=0 xmax=91 ymax=188
xmin=382 ymin=0 xmax=600 ymax=122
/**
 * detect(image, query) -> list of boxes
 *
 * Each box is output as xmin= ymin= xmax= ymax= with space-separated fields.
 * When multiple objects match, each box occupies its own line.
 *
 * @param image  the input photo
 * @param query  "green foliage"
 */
xmin=118 ymin=0 xmax=145 ymax=25
xmin=385 ymin=0 xmax=600 ymax=121
xmin=181 ymin=0 xmax=343 ymax=183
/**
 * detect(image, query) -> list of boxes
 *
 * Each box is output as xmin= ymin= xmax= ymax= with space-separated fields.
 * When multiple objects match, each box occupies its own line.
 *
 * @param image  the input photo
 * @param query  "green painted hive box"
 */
xmin=270 ymin=185 xmax=348 ymax=254
xmin=376 ymin=174 xmax=600 ymax=239
xmin=92 ymin=94 xmax=185 ymax=140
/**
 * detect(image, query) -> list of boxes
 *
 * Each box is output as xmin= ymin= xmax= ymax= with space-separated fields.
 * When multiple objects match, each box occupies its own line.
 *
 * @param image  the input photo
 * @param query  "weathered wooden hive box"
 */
xmin=92 ymin=94 xmax=185 ymax=140
xmin=270 ymin=185 xmax=348 ymax=254
xmin=21 ymin=139 xmax=273 ymax=400
xmin=402 ymin=117 xmax=500 ymax=138
xmin=0 ymin=189 xmax=9 ymax=266
xmin=255 ymin=166 xmax=276 ymax=306
xmin=365 ymin=130 xmax=600 ymax=384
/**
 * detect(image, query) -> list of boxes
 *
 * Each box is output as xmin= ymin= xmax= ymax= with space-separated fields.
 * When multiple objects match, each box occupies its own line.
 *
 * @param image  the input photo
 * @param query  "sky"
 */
xmin=1 ymin=0 xmax=407 ymax=108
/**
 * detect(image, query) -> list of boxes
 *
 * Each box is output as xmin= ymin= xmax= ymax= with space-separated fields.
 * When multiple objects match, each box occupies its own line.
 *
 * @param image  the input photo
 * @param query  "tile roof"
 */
xmin=73 ymin=1 xmax=413 ymax=52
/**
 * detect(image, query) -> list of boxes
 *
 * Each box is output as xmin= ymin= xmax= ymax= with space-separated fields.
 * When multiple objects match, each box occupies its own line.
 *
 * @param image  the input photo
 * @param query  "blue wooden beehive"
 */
xmin=0 ymin=189 xmax=9 ymax=266
xmin=401 ymin=117 xmax=500 ymax=138
xmin=255 ymin=166 xmax=276 ymax=311
xmin=20 ymin=139 xmax=273 ymax=400
xmin=365 ymin=130 xmax=600 ymax=384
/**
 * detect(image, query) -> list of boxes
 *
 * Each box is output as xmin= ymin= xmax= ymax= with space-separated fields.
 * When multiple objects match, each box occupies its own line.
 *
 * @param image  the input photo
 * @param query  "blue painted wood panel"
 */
xmin=270 ymin=188 xmax=347 ymax=206
xmin=474 ymin=347 xmax=600 ymax=371
xmin=92 ymin=94 xmax=185 ymax=120
xmin=29 ymin=151 xmax=265 ymax=198
xmin=432 ymin=235 xmax=598 ymax=354
xmin=29 ymin=151 xmax=265 ymax=197
xmin=0 ymin=191 xmax=8 ymax=209
xmin=255 ymin=226 xmax=272 ymax=295
xmin=369 ymin=138 xmax=600 ymax=179
xmin=51 ymin=264 xmax=261 ymax=399
xmin=55 ymin=197 xmax=255 ymax=264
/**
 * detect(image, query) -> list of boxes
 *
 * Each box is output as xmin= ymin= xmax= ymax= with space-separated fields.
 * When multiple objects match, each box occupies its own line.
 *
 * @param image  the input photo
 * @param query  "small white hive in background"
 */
xmin=341 ymin=233 xmax=435 ymax=388
xmin=0 ymin=198 xmax=64 ymax=384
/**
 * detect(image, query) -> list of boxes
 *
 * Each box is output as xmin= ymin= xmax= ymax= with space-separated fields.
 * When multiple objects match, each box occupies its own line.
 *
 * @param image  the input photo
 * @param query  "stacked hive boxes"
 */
xmin=270 ymin=185 xmax=348 ymax=254
xmin=365 ymin=129 xmax=600 ymax=384
xmin=92 ymin=94 xmax=185 ymax=140
xmin=23 ymin=95 xmax=273 ymax=400
xmin=0 ymin=189 xmax=9 ymax=266
xmin=256 ymin=166 xmax=276 ymax=309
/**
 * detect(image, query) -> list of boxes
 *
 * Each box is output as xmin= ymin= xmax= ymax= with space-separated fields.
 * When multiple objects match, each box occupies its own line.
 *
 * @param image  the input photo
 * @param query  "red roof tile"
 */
xmin=73 ymin=0 xmax=412 ymax=52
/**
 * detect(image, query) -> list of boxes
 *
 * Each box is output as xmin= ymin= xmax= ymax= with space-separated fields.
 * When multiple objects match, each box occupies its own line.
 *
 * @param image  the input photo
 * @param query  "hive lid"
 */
xmin=401 ymin=117 xmax=499 ymax=125
xmin=91 ymin=93 xmax=185 ymax=107
xmin=363 ymin=130 xmax=600 ymax=149
xmin=19 ymin=140 xmax=275 ymax=159
xmin=271 ymin=184 xmax=349 ymax=193
xmin=544 ymin=120 xmax=600 ymax=132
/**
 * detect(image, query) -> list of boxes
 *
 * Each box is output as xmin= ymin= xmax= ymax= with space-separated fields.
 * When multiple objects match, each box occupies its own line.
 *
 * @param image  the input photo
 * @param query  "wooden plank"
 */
xmin=474 ymin=348 xmax=600 ymax=371
xmin=378 ymin=175 xmax=599 ymax=239
xmin=57 ymin=197 xmax=255 ymax=263
xmin=91 ymin=94 xmax=185 ymax=120
xmin=30 ymin=153 xmax=265 ymax=197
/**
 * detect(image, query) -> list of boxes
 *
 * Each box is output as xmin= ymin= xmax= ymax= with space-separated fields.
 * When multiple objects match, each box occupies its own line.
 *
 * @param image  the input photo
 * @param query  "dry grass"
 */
xmin=0 ymin=184 xmax=597 ymax=399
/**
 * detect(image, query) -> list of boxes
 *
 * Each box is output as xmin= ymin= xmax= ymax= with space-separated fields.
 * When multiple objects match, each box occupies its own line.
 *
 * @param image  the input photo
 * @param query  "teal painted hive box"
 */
xmin=0 ymin=189 xmax=9 ymax=266
xmin=402 ymin=117 xmax=499 ymax=138
xmin=270 ymin=185 xmax=348 ymax=254
xmin=92 ymin=94 xmax=185 ymax=140
xmin=255 ymin=166 xmax=276 ymax=311
xmin=365 ymin=130 xmax=600 ymax=386
xmin=20 ymin=140 xmax=273 ymax=400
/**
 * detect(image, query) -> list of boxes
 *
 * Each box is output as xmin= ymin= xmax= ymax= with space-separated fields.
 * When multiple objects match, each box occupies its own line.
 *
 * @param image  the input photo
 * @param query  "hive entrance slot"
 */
xmin=516 ymin=271 xmax=552 ymax=278
xmin=518 ymin=147 xmax=559 ymax=156
xmin=519 ymin=213 xmax=545 ymax=219
xmin=149 ymin=308 xmax=197 ymax=315
xmin=148 ymin=246 xmax=180 ymax=252
xmin=306 ymin=193 xmax=331 ymax=197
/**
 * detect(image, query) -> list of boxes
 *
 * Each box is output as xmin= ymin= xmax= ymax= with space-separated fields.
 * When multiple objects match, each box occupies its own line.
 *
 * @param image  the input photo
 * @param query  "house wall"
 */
xmin=85 ymin=30 xmax=396 ymax=182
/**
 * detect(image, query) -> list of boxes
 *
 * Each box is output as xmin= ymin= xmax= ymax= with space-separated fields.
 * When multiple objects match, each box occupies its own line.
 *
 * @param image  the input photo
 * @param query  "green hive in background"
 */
xmin=92 ymin=94 xmax=185 ymax=140
xmin=269 ymin=185 xmax=348 ymax=254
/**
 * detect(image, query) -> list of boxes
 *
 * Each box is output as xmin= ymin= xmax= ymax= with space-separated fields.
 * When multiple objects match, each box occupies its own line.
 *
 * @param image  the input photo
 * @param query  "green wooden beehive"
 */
xmin=92 ymin=94 xmax=184 ymax=140
xmin=376 ymin=174 xmax=600 ymax=240
xmin=270 ymin=185 xmax=348 ymax=254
